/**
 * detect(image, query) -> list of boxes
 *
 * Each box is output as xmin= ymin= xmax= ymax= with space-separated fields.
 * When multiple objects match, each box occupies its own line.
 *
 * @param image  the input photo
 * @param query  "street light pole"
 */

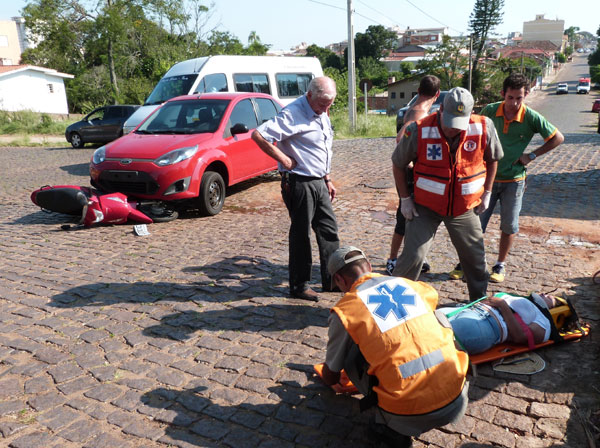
xmin=347 ymin=0 xmax=356 ymax=131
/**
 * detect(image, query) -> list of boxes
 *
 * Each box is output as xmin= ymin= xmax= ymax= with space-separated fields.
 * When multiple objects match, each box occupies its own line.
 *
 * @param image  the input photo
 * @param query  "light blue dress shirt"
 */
xmin=256 ymin=95 xmax=334 ymax=178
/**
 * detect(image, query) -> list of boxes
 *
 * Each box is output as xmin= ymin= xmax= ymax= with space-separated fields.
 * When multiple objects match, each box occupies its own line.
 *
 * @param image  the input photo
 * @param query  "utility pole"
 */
xmin=347 ymin=0 xmax=356 ymax=131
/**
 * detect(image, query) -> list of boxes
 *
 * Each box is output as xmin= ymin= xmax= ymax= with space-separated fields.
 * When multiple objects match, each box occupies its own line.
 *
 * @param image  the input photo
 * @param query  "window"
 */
xmin=86 ymin=108 xmax=106 ymax=122
xmin=400 ymin=92 xmax=405 ymax=99
xmin=276 ymin=73 xmax=312 ymax=98
xmin=104 ymin=107 xmax=122 ymax=120
xmin=391 ymin=92 xmax=396 ymax=99
xmin=229 ymin=99 xmax=258 ymax=130
xmin=194 ymin=73 xmax=228 ymax=93
xmin=254 ymin=98 xmax=281 ymax=124
xmin=47 ymin=84 xmax=54 ymax=94
xmin=145 ymin=75 xmax=197 ymax=105
xmin=0 ymin=36 xmax=8 ymax=47
xmin=233 ymin=74 xmax=270 ymax=95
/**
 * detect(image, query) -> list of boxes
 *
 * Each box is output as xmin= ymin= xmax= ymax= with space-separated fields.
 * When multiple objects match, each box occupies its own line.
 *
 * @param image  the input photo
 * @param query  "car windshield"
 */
xmin=144 ymin=75 xmax=197 ymax=105
xmin=137 ymin=99 xmax=230 ymax=134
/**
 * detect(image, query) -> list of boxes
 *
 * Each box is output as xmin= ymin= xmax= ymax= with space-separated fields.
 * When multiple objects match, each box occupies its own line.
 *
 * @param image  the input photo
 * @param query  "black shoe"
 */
xmin=368 ymin=420 xmax=412 ymax=448
xmin=290 ymin=287 xmax=320 ymax=302
xmin=421 ymin=262 xmax=431 ymax=274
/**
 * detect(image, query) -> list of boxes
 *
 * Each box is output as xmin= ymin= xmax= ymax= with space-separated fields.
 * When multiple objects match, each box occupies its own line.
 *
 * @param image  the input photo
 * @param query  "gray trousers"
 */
xmin=393 ymin=204 xmax=488 ymax=300
xmin=343 ymin=344 xmax=469 ymax=437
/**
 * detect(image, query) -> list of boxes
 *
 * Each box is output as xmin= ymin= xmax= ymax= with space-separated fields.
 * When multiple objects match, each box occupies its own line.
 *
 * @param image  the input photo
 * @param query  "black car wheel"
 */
xmin=70 ymin=132 xmax=84 ymax=148
xmin=198 ymin=171 xmax=225 ymax=216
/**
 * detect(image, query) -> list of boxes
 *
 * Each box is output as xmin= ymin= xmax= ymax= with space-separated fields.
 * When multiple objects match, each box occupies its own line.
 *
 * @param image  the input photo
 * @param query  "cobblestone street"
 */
xmin=0 ymin=131 xmax=598 ymax=447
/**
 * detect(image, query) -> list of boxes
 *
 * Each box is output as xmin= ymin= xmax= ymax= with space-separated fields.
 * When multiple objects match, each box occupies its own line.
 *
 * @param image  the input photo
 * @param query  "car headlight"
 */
xmin=92 ymin=146 xmax=106 ymax=165
xmin=155 ymin=145 xmax=199 ymax=166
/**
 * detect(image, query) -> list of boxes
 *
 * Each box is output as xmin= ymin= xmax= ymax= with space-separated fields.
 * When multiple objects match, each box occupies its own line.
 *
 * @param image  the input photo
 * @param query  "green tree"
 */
xmin=564 ymin=26 xmax=580 ymax=46
xmin=467 ymin=0 xmax=505 ymax=98
xmin=354 ymin=25 xmax=397 ymax=61
xmin=416 ymin=35 xmax=468 ymax=90
xmin=306 ymin=44 xmax=342 ymax=70
xmin=357 ymin=56 xmax=388 ymax=87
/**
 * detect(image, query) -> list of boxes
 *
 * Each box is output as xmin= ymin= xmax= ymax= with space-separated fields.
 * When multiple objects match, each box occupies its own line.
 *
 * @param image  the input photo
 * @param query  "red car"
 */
xmin=592 ymin=99 xmax=600 ymax=113
xmin=90 ymin=92 xmax=282 ymax=215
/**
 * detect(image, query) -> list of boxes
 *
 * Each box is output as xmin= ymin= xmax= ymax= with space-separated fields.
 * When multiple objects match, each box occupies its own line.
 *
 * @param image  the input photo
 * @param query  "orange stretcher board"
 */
xmin=469 ymin=323 xmax=590 ymax=365
xmin=313 ymin=363 xmax=359 ymax=394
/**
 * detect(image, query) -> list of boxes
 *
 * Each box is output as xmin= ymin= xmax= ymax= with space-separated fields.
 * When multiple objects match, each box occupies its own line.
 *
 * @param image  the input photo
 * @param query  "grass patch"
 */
xmin=0 ymin=110 xmax=77 ymax=135
xmin=330 ymin=110 xmax=396 ymax=140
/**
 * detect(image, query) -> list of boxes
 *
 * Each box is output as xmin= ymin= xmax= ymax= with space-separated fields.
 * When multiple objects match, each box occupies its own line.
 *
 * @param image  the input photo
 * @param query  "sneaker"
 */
xmin=386 ymin=258 xmax=397 ymax=276
xmin=421 ymin=261 xmax=431 ymax=274
xmin=448 ymin=263 xmax=463 ymax=280
xmin=490 ymin=264 xmax=506 ymax=283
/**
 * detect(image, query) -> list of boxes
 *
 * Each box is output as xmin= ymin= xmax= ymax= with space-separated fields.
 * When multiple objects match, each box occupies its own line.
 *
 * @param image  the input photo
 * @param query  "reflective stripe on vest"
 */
xmin=414 ymin=113 xmax=487 ymax=216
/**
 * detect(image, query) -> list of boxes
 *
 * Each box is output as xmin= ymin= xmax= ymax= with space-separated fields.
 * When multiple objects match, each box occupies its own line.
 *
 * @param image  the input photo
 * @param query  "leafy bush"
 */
xmin=0 ymin=110 xmax=75 ymax=134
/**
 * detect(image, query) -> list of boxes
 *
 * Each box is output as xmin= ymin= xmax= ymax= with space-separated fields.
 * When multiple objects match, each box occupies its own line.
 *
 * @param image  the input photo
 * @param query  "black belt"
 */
xmin=280 ymin=172 xmax=324 ymax=182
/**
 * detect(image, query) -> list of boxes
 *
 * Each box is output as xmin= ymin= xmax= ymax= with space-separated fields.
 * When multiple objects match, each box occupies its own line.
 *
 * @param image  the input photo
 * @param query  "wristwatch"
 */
xmin=528 ymin=152 xmax=537 ymax=161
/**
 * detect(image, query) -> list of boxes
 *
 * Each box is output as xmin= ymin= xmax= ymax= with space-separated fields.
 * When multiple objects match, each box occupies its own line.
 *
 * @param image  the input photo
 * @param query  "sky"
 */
xmin=2 ymin=0 xmax=599 ymax=51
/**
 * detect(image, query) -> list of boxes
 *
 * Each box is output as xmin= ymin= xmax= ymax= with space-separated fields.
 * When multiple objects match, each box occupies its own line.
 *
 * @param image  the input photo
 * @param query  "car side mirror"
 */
xmin=230 ymin=123 xmax=249 ymax=135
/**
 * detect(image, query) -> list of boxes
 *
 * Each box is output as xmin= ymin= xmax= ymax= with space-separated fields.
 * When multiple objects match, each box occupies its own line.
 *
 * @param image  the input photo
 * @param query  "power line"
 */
xmin=401 ymin=0 xmax=466 ymax=35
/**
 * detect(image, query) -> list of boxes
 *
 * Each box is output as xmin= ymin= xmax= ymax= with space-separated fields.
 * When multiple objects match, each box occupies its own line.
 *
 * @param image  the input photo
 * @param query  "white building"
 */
xmin=0 ymin=65 xmax=73 ymax=114
xmin=522 ymin=15 xmax=565 ymax=49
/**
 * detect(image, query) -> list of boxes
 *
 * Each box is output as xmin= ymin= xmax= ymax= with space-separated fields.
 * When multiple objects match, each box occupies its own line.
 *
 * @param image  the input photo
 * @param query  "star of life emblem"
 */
xmin=426 ymin=143 xmax=443 ymax=161
xmin=358 ymin=278 xmax=428 ymax=333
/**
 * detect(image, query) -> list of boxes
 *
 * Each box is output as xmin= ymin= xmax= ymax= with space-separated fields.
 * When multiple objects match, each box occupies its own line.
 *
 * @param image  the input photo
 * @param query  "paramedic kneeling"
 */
xmin=438 ymin=293 xmax=556 ymax=355
xmin=321 ymin=246 xmax=469 ymax=447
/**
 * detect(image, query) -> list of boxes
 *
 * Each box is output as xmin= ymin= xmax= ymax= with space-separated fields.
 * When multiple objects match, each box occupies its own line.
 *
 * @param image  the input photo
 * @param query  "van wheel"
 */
xmin=70 ymin=132 xmax=83 ymax=148
xmin=198 ymin=171 xmax=225 ymax=216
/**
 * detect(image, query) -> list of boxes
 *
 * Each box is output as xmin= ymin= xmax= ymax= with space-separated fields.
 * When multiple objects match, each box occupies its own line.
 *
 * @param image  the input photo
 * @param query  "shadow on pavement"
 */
xmin=139 ymin=375 xmax=373 ymax=447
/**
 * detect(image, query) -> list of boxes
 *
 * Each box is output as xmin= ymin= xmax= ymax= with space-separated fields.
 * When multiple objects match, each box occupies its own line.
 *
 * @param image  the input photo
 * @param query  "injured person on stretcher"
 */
xmin=438 ymin=292 xmax=558 ymax=355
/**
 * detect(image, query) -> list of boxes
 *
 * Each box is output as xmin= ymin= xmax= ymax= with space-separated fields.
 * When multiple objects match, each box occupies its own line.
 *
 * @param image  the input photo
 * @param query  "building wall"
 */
xmin=522 ymin=15 xmax=564 ymax=48
xmin=0 ymin=20 xmax=23 ymax=65
xmin=0 ymin=70 xmax=70 ymax=114
xmin=387 ymin=79 xmax=420 ymax=115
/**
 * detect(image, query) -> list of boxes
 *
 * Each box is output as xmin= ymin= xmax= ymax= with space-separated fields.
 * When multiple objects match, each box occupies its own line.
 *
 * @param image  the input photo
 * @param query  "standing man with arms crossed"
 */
xmin=386 ymin=75 xmax=440 ymax=276
xmin=252 ymin=76 xmax=339 ymax=302
xmin=476 ymin=73 xmax=564 ymax=283
xmin=391 ymin=87 xmax=504 ymax=300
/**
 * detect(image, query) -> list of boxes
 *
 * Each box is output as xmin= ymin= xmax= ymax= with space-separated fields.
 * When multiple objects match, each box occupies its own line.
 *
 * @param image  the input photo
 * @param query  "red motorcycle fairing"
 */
xmin=31 ymin=185 xmax=153 ymax=227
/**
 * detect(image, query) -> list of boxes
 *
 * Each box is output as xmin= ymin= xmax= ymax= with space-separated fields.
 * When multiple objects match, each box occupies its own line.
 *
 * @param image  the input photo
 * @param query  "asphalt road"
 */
xmin=0 ymin=58 xmax=598 ymax=447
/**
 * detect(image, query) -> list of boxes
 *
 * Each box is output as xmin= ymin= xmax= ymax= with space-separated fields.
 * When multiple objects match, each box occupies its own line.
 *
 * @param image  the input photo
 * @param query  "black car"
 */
xmin=65 ymin=105 xmax=140 ymax=148
xmin=396 ymin=91 xmax=448 ymax=133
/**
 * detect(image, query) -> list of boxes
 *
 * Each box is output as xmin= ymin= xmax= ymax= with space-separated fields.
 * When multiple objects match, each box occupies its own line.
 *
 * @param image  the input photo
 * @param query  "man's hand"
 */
xmin=282 ymin=156 xmax=297 ymax=171
xmin=474 ymin=190 xmax=492 ymax=215
xmin=400 ymin=196 xmax=419 ymax=220
xmin=326 ymin=179 xmax=336 ymax=202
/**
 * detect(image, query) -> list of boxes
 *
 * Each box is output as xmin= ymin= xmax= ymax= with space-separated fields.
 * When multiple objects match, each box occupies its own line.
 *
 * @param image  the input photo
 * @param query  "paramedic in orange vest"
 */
xmin=391 ymin=87 xmax=504 ymax=300
xmin=321 ymin=246 xmax=469 ymax=448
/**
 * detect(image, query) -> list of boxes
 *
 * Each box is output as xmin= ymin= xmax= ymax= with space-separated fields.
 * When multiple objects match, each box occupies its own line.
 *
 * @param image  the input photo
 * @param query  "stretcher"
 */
xmin=315 ymin=294 xmax=590 ymax=390
xmin=469 ymin=300 xmax=590 ymax=366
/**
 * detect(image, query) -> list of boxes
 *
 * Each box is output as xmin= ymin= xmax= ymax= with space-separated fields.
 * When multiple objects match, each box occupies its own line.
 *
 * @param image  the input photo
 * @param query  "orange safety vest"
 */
xmin=332 ymin=273 xmax=469 ymax=415
xmin=413 ymin=113 xmax=487 ymax=216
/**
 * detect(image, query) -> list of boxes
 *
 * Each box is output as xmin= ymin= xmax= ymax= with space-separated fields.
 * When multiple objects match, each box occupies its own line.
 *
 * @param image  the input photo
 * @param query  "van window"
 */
xmin=229 ymin=99 xmax=259 ymax=130
xmin=255 ymin=98 xmax=281 ymax=124
xmin=276 ymin=73 xmax=312 ymax=98
xmin=233 ymin=74 xmax=270 ymax=95
xmin=145 ymin=74 xmax=197 ymax=105
xmin=194 ymin=73 xmax=228 ymax=94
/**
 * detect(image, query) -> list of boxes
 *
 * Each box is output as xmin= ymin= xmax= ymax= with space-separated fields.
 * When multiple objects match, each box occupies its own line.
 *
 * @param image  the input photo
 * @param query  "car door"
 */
xmin=224 ymin=98 xmax=268 ymax=182
xmin=80 ymin=107 xmax=106 ymax=141
xmin=97 ymin=106 xmax=125 ymax=142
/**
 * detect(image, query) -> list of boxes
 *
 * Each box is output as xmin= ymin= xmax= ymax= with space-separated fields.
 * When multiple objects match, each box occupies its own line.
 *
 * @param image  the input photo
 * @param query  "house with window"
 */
xmin=0 ymin=65 xmax=74 ymax=114
xmin=386 ymin=76 xmax=421 ymax=115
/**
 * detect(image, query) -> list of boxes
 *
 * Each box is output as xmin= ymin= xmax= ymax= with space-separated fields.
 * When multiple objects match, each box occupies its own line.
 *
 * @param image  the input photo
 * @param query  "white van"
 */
xmin=123 ymin=55 xmax=324 ymax=134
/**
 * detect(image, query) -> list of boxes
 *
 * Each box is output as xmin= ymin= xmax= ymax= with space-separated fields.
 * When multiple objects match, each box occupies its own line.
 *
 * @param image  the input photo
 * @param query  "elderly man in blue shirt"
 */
xmin=252 ymin=76 xmax=340 ymax=302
